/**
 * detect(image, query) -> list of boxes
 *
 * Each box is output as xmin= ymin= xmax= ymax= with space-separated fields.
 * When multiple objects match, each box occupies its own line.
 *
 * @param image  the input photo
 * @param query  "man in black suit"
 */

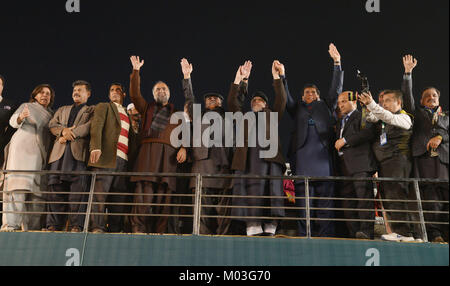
xmin=0 ymin=74 xmax=18 ymax=167
xmin=401 ymin=55 xmax=449 ymax=243
xmin=281 ymin=43 xmax=344 ymax=237
xmin=334 ymin=91 xmax=377 ymax=239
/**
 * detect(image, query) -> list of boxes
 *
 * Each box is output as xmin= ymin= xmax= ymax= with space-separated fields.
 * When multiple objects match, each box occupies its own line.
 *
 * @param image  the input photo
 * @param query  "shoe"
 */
xmin=432 ymin=236 xmax=445 ymax=243
xmin=247 ymin=232 xmax=264 ymax=237
xmin=0 ymin=226 xmax=20 ymax=232
xmin=414 ymin=238 xmax=424 ymax=243
xmin=46 ymin=226 xmax=58 ymax=232
xmin=356 ymin=231 xmax=370 ymax=240
xmin=400 ymin=235 xmax=415 ymax=242
xmin=381 ymin=233 xmax=414 ymax=242
xmin=92 ymin=228 xmax=105 ymax=234
xmin=70 ymin=226 xmax=82 ymax=233
xmin=262 ymin=232 xmax=276 ymax=237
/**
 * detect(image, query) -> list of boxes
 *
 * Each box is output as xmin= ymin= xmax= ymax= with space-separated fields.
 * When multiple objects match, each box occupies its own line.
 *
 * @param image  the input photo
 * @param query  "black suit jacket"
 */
xmin=335 ymin=109 xmax=377 ymax=175
xmin=283 ymin=65 xmax=344 ymax=158
xmin=0 ymin=97 xmax=18 ymax=166
xmin=402 ymin=74 xmax=449 ymax=164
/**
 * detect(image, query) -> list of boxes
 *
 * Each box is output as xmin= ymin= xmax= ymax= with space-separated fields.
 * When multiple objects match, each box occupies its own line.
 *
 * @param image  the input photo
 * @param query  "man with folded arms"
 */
xmin=46 ymin=80 xmax=94 ymax=232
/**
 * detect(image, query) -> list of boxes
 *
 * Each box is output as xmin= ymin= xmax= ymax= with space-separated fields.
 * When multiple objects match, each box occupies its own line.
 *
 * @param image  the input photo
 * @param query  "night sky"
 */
xmin=1 ymin=0 xmax=448 ymax=154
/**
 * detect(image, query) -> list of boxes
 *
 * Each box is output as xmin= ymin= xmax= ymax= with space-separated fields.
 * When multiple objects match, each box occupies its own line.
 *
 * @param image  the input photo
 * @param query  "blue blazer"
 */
xmin=283 ymin=65 xmax=344 ymax=157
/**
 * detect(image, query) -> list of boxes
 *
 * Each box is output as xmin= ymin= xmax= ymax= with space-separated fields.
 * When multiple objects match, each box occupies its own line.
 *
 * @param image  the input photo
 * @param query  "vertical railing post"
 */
xmin=83 ymin=173 xmax=96 ymax=233
xmin=413 ymin=180 xmax=428 ymax=242
xmin=305 ymin=178 xmax=311 ymax=239
xmin=192 ymin=174 xmax=202 ymax=235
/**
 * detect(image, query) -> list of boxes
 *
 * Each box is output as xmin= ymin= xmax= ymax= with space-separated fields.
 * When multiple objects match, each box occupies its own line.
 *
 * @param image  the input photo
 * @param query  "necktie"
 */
xmin=340 ymin=115 xmax=350 ymax=139
xmin=338 ymin=115 xmax=349 ymax=156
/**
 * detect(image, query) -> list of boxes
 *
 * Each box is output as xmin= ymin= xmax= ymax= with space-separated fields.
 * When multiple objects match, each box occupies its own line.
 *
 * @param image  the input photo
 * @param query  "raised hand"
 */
xmin=273 ymin=60 xmax=285 ymax=76
xmin=241 ymin=60 xmax=252 ymax=80
xmin=180 ymin=58 xmax=193 ymax=79
xmin=130 ymin=56 xmax=144 ymax=71
xmin=272 ymin=60 xmax=281 ymax=80
xmin=403 ymin=54 xmax=418 ymax=74
xmin=234 ymin=61 xmax=252 ymax=84
xmin=358 ymin=91 xmax=373 ymax=106
xmin=328 ymin=43 xmax=341 ymax=63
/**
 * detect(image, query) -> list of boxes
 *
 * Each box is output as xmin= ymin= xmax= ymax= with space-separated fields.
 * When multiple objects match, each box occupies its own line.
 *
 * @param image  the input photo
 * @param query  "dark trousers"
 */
xmin=379 ymin=155 xmax=413 ymax=237
xmin=414 ymin=156 xmax=449 ymax=240
xmin=46 ymin=178 xmax=88 ymax=230
xmin=90 ymin=157 xmax=129 ymax=232
xmin=199 ymin=187 xmax=232 ymax=235
xmin=168 ymin=162 xmax=193 ymax=234
xmin=295 ymin=181 xmax=335 ymax=237
xmin=130 ymin=181 xmax=172 ymax=233
xmin=338 ymin=160 xmax=374 ymax=238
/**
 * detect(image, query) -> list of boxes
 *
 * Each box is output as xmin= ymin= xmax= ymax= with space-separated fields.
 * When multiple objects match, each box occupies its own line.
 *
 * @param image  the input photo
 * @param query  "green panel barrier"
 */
xmin=0 ymin=232 xmax=448 ymax=266
xmin=0 ymin=232 xmax=85 ymax=266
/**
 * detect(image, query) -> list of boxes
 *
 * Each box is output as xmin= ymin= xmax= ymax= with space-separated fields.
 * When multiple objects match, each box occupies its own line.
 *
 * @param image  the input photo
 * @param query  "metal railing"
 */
xmin=0 ymin=170 xmax=448 ymax=243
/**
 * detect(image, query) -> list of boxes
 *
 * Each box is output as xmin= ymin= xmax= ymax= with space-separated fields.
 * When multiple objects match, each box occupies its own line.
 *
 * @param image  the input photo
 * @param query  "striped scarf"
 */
xmin=151 ymin=104 xmax=170 ymax=133
xmin=114 ymin=103 xmax=130 ymax=161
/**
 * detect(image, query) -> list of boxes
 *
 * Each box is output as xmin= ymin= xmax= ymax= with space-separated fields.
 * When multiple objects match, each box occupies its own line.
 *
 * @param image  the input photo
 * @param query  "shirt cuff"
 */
xmin=367 ymin=100 xmax=378 ymax=111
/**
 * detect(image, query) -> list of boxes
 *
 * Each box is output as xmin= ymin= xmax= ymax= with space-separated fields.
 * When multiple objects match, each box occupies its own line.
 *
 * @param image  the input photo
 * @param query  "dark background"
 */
xmin=0 ymin=0 xmax=448 ymax=154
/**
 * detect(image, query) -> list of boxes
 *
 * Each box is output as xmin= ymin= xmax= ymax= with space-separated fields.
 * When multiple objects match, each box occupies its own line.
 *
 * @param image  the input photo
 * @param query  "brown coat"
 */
xmin=129 ymin=70 xmax=178 ymax=146
xmin=89 ymin=102 xmax=137 ymax=169
xmin=227 ymin=79 xmax=287 ymax=172
xmin=48 ymin=104 xmax=95 ymax=164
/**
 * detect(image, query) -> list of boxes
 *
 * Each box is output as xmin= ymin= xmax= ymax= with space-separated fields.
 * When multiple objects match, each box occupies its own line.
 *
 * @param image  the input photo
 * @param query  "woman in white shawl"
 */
xmin=1 ymin=84 xmax=55 ymax=232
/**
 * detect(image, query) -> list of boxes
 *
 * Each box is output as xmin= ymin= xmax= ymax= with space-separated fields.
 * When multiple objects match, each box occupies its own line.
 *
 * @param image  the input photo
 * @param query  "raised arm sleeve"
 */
xmin=129 ymin=70 xmax=148 ymax=115
xmin=366 ymin=101 xmax=412 ymax=130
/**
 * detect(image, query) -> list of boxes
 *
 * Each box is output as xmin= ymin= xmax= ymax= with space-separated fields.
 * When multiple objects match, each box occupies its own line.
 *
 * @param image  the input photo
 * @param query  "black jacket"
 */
xmin=0 ymin=97 xmax=18 ymax=165
xmin=402 ymin=74 xmax=449 ymax=164
xmin=336 ymin=109 xmax=378 ymax=175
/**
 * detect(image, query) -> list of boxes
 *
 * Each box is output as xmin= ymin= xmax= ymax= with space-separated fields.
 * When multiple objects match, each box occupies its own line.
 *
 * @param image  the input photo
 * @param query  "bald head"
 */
xmin=338 ymin=91 xmax=357 ymax=116
xmin=152 ymin=81 xmax=170 ymax=105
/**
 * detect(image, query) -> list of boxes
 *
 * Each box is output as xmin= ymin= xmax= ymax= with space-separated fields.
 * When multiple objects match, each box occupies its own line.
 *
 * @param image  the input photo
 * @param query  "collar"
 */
xmin=424 ymin=106 xmax=440 ymax=114
xmin=344 ymin=109 xmax=356 ymax=119
xmin=113 ymin=102 xmax=124 ymax=108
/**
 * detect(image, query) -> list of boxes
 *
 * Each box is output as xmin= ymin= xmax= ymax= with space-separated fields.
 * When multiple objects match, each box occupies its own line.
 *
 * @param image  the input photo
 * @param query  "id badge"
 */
xmin=380 ymin=133 xmax=387 ymax=146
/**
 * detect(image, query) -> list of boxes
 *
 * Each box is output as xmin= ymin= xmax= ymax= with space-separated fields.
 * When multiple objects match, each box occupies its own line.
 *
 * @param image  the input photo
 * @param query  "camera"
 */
xmin=357 ymin=70 xmax=370 ymax=94
xmin=347 ymin=91 xmax=358 ymax=101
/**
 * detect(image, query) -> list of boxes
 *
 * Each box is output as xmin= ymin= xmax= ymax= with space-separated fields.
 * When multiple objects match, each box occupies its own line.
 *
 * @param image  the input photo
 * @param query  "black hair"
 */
xmin=72 ymin=80 xmax=92 ymax=92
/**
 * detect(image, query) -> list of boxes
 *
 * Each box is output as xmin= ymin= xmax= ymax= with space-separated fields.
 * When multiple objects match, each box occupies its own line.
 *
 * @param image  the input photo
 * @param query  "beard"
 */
xmin=155 ymin=93 xmax=168 ymax=104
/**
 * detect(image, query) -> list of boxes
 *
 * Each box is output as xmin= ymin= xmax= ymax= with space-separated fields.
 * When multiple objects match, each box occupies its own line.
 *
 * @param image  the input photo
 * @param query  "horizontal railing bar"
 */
xmin=1 ymin=170 xmax=448 ymax=184
xmin=1 ymin=210 xmax=447 ymax=225
xmin=0 ymin=211 xmax=194 ymax=218
xmin=0 ymin=191 xmax=195 ymax=198
xmin=1 ymin=191 xmax=447 ymax=204
xmin=1 ymin=199 xmax=447 ymax=215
